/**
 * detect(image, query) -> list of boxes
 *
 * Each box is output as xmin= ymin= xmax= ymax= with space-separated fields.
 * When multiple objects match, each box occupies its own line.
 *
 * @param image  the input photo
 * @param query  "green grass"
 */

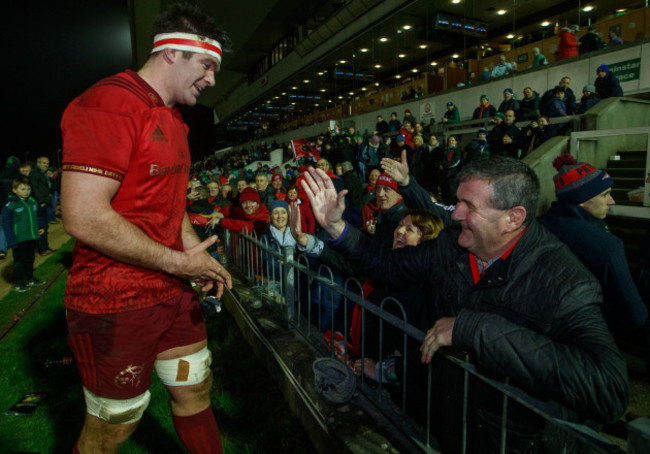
xmin=0 ymin=245 xmax=315 ymax=453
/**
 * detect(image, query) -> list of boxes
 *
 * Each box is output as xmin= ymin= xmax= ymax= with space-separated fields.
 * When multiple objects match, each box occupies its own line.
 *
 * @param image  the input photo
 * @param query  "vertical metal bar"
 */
xmin=461 ymin=354 xmax=469 ymax=454
xmin=500 ymin=376 xmax=510 ymax=454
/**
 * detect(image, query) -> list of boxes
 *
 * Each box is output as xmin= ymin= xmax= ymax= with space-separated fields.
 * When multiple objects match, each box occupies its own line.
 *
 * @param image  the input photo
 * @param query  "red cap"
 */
xmin=239 ymin=187 xmax=260 ymax=205
xmin=271 ymin=173 xmax=283 ymax=182
xmin=376 ymin=172 xmax=399 ymax=192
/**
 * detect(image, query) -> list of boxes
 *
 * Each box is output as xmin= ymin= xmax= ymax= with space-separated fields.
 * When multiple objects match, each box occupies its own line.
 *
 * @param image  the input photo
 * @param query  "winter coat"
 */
xmin=538 ymin=201 xmax=648 ymax=332
xmin=519 ymin=92 xmax=541 ymax=120
xmin=2 ymin=195 xmax=41 ymax=248
xmin=472 ymin=104 xmax=496 ymax=120
xmin=579 ymin=94 xmax=601 ymax=113
xmin=558 ymin=30 xmax=579 ymax=60
xmin=334 ymin=220 xmax=628 ymax=452
xmin=595 ymin=73 xmax=623 ymax=99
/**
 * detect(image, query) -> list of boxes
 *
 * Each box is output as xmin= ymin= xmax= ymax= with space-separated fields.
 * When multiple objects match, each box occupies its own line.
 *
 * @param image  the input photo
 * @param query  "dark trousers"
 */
xmin=36 ymin=204 xmax=49 ymax=253
xmin=13 ymin=240 xmax=36 ymax=285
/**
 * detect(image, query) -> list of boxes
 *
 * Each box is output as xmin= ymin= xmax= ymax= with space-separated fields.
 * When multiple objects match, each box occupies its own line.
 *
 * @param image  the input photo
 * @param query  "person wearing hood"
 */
xmin=558 ymin=25 xmax=579 ymax=60
xmin=539 ymin=155 xmax=649 ymax=366
xmin=595 ymin=64 xmax=623 ymax=99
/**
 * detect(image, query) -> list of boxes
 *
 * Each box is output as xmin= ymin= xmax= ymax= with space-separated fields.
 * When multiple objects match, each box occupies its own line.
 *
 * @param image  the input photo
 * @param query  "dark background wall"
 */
xmin=7 ymin=1 xmax=217 ymax=167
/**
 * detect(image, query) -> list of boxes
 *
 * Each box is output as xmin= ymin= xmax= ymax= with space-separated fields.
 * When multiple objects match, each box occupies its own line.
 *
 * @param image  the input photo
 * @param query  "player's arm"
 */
xmin=181 ymin=212 xmax=203 ymax=250
xmin=62 ymin=171 xmax=231 ymax=289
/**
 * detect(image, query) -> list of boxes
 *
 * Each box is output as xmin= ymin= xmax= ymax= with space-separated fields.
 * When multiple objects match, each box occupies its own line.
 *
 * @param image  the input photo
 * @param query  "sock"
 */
xmin=172 ymin=407 xmax=224 ymax=454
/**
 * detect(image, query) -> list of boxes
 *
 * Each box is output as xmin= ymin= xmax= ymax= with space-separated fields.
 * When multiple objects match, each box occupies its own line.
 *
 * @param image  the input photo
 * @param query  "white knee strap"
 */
xmin=154 ymin=346 xmax=212 ymax=387
xmin=83 ymin=387 xmax=151 ymax=425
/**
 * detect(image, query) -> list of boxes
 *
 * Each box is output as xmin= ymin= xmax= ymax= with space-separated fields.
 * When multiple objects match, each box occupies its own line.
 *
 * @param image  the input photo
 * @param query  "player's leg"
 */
xmin=155 ymin=291 xmax=224 ymax=454
xmin=67 ymin=308 xmax=161 ymax=453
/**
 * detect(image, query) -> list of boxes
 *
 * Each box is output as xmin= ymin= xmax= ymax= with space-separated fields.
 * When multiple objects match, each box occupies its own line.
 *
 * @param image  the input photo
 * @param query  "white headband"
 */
xmin=152 ymin=32 xmax=222 ymax=63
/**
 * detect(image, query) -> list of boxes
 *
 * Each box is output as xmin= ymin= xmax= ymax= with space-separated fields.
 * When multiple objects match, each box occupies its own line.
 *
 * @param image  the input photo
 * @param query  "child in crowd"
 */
xmin=19 ymin=162 xmax=32 ymax=177
xmin=1 ymin=177 xmax=44 ymax=292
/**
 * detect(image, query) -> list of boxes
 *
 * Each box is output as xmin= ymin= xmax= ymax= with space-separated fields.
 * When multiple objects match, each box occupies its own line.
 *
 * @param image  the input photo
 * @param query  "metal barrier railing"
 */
xmin=219 ymin=228 xmax=629 ymax=454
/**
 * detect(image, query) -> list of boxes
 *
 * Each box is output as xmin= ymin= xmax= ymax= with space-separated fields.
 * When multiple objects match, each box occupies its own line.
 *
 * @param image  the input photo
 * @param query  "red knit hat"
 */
xmin=239 ymin=187 xmax=260 ymax=205
xmin=271 ymin=173 xmax=283 ymax=182
xmin=376 ymin=172 xmax=399 ymax=192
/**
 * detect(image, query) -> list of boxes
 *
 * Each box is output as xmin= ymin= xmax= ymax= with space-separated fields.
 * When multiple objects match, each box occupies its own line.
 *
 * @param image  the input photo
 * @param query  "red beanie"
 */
xmin=376 ymin=172 xmax=399 ymax=192
xmin=271 ymin=173 xmax=283 ymax=182
xmin=240 ymin=187 xmax=260 ymax=205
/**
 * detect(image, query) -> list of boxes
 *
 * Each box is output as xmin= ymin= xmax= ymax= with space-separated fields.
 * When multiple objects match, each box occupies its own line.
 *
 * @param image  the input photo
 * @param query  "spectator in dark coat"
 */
xmin=0 ymin=156 xmax=22 ymax=260
xmin=578 ymin=84 xmax=601 ymax=113
xmin=464 ymin=128 xmax=490 ymax=164
xmin=497 ymin=88 xmax=520 ymax=116
xmin=375 ymin=115 xmax=388 ymax=134
xmin=472 ymin=94 xmax=496 ymax=120
xmin=595 ymin=64 xmax=623 ymax=99
xmin=539 ymin=155 xmax=649 ymax=361
xmin=579 ymin=27 xmax=604 ymax=54
xmin=489 ymin=110 xmax=525 ymax=159
xmin=540 ymin=77 xmax=577 ymax=115
xmin=29 ymin=156 xmax=54 ymax=255
xmin=546 ymin=86 xmax=568 ymax=118
xmin=525 ymin=116 xmax=558 ymax=152
xmin=519 ymin=87 xmax=540 ymax=120
xmin=388 ymin=112 xmax=401 ymax=132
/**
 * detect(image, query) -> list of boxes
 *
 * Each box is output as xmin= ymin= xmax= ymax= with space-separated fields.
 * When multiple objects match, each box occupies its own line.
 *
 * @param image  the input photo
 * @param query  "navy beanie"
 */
xmin=269 ymin=199 xmax=289 ymax=213
xmin=554 ymin=162 xmax=613 ymax=203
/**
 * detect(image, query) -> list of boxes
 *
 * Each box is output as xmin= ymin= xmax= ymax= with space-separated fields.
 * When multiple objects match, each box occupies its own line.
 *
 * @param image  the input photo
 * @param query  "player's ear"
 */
xmin=162 ymin=48 xmax=178 ymax=64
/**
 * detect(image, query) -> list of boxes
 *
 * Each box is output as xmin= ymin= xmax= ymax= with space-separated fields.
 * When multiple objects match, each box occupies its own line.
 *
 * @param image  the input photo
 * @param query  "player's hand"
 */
xmin=420 ymin=317 xmax=456 ymax=363
xmin=167 ymin=236 xmax=232 ymax=295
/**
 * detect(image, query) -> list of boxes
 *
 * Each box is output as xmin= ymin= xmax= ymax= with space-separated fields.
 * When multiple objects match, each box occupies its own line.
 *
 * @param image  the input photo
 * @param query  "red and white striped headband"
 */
xmin=152 ymin=32 xmax=222 ymax=63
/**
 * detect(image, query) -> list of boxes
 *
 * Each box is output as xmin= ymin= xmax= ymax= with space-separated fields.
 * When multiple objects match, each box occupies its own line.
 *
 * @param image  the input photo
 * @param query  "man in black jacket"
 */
xmin=301 ymin=157 xmax=628 ymax=453
xmin=595 ymin=64 xmax=624 ymax=99
xmin=29 ymin=156 xmax=54 ymax=255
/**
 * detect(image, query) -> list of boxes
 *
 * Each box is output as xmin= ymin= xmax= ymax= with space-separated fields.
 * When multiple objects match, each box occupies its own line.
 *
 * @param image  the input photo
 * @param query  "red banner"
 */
xmin=291 ymin=139 xmax=320 ymax=163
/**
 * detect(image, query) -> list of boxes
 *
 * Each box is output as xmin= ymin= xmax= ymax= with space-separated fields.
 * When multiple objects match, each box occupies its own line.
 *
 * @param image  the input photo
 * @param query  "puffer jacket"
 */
xmin=2 ymin=195 xmax=41 ymax=248
xmin=333 ymin=220 xmax=628 ymax=452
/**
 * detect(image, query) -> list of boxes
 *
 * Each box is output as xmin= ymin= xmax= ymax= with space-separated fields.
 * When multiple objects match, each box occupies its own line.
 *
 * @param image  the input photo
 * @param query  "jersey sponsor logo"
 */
xmin=62 ymin=164 xmax=124 ymax=181
xmin=149 ymin=163 xmax=191 ymax=176
xmin=151 ymin=125 xmax=168 ymax=142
